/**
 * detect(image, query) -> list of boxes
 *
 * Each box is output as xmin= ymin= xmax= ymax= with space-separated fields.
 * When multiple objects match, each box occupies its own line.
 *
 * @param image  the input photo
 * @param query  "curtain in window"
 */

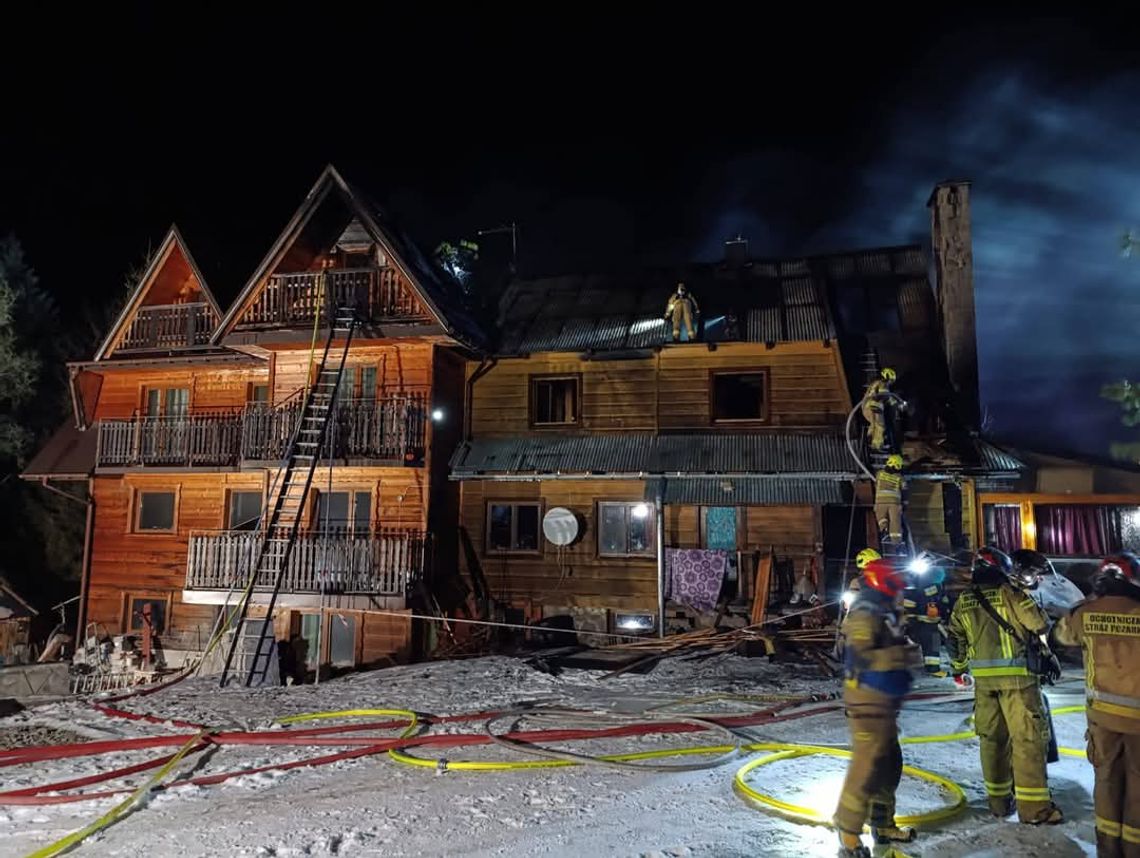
xmin=1035 ymin=505 xmax=1124 ymax=556
xmin=987 ymin=505 xmax=1023 ymax=552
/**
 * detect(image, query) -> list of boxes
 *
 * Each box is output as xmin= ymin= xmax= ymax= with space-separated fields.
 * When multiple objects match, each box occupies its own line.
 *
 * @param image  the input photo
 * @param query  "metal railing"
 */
xmin=117 ymin=303 xmax=216 ymax=352
xmin=239 ymin=267 xmax=430 ymax=327
xmin=96 ymin=409 xmax=243 ymax=467
xmin=95 ymin=393 xmax=427 ymax=468
xmin=185 ymin=529 xmax=426 ymax=595
xmin=241 ymin=394 xmax=427 ymax=462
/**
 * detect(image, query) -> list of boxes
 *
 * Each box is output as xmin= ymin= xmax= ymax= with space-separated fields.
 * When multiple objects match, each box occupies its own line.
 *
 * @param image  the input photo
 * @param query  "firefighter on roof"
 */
xmin=664 ymin=281 xmax=699 ymax=342
xmin=948 ymin=547 xmax=1062 ymax=825
xmin=1053 ymin=553 xmax=1140 ymax=857
xmin=862 ymin=367 xmax=896 ymax=452
xmin=834 ymin=550 xmax=922 ymax=858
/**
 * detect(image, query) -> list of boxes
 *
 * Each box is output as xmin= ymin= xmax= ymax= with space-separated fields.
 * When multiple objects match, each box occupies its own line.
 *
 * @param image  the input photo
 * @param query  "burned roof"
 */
xmin=450 ymin=433 xmax=856 ymax=478
xmin=495 ymin=245 xmax=931 ymax=356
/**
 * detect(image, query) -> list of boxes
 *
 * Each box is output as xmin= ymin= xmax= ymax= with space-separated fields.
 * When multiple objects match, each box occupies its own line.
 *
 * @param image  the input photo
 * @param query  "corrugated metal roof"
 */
xmin=644 ymin=477 xmax=847 ymax=506
xmin=450 ymin=433 xmax=856 ymax=478
xmin=976 ymin=440 xmax=1025 ymax=473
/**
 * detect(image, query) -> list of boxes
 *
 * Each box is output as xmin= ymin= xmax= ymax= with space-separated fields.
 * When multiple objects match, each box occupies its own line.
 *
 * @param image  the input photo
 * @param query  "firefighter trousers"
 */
xmin=974 ymin=683 xmax=1053 ymax=821
xmin=906 ymin=621 xmax=941 ymax=673
xmin=863 ymin=403 xmax=886 ymax=451
xmin=875 ymin=500 xmax=903 ymax=542
xmin=834 ymin=706 xmax=903 ymax=834
xmin=1088 ymin=724 xmax=1140 ymax=858
xmin=671 ymin=304 xmax=694 ymax=341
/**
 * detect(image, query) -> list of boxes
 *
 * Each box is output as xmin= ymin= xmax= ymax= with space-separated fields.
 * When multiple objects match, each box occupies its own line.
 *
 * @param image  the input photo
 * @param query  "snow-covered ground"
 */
xmin=0 ymin=655 xmax=1097 ymax=857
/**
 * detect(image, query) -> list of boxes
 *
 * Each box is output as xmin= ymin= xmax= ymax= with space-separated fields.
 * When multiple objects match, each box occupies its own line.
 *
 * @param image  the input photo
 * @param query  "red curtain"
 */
xmin=1035 ymin=505 xmax=1123 ymax=556
xmin=987 ymin=505 xmax=1023 ymax=552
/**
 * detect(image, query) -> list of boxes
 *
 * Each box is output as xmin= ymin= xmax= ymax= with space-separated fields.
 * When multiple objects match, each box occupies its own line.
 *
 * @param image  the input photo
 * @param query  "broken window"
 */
xmin=228 ymin=491 xmax=262 ymax=531
xmin=711 ymin=371 xmax=767 ymax=422
xmin=127 ymin=596 xmax=168 ymax=634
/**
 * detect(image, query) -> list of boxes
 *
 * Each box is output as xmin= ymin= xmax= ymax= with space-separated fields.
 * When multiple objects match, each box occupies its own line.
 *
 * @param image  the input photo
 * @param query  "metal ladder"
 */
xmin=219 ymin=306 xmax=358 ymax=687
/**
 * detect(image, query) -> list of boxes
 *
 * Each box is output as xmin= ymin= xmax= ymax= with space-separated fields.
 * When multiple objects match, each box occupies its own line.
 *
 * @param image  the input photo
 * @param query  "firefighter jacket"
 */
xmin=665 ymin=292 xmax=699 ymax=318
xmin=875 ymin=469 xmax=903 ymax=503
xmin=1054 ymin=593 xmax=1140 ymax=734
xmin=947 ymin=572 xmax=1049 ymax=687
xmin=842 ymin=591 xmax=922 ymax=702
xmin=903 ymin=572 xmax=949 ymax=625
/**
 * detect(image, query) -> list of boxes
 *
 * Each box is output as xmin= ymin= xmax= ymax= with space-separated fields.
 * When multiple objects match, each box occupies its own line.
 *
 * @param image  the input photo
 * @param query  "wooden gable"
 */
xmin=95 ymin=226 xmax=222 ymax=360
xmin=214 ymin=166 xmax=447 ymax=338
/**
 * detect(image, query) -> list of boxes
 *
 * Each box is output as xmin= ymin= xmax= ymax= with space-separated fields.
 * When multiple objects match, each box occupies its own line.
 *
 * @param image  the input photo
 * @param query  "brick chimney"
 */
xmin=928 ymin=180 xmax=980 ymax=428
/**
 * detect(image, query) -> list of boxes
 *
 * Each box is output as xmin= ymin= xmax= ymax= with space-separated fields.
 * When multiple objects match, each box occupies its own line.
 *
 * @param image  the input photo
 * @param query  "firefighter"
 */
xmin=901 ymin=562 xmax=949 ymax=675
xmin=874 ymin=454 xmax=905 ymax=549
xmin=862 ymin=368 xmax=896 ymax=452
xmin=947 ymin=547 xmax=1062 ymax=824
xmin=664 ymin=281 xmax=699 ymax=342
xmin=1052 ymin=553 xmax=1140 ymax=857
xmin=834 ymin=552 xmax=923 ymax=858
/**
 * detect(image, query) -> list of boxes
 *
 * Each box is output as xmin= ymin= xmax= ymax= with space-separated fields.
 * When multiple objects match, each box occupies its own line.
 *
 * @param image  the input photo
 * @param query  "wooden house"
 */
xmin=23 ymin=167 xmax=479 ymax=673
xmin=451 ymin=181 xmax=1019 ymax=633
xmin=0 ymin=579 xmax=37 ymax=666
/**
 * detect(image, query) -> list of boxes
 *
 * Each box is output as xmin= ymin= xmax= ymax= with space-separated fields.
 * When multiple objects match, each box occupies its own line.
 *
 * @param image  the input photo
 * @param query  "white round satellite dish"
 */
xmin=543 ymin=507 xmax=579 ymax=546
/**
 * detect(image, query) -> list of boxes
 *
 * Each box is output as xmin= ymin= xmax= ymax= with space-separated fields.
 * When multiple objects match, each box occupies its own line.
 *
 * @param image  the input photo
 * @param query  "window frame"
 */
xmin=140 ymin=385 xmax=191 ymax=417
xmin=226 ymin=488 xmax=264 ymax=532
xmin=132 ymin=487 xmax=179 ymax=534
xmin=529 ymin=374 xmax=582 ymax=429
xmin=597 ymin=501 xmax=657 ymax=558
xmin=123 ymin=592 xmax=172 ymax=635
xmin=709 ymin=369 xmax=770 ymax=425
xmin=311 ymin=487 xmax=375 ymax=536
xmin=485 ymin=501 xmax=544 ymax=555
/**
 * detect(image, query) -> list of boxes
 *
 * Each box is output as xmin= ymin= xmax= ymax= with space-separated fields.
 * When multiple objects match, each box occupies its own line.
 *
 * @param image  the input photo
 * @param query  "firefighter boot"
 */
xmin=837 ymin=829 xmax=871 ymax=858
xmin=1023 ymin=802 xmax=1064 ymax=825
xmin=872 ymin=826 xmax=916 ymax=845
xmin=989 ymin=795 xmax=1015 ymax=818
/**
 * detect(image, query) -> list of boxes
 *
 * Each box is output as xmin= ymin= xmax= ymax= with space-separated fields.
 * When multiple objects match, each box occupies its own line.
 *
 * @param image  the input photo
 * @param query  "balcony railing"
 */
xmin=239 ymin=267 xmax=430 ymax=328
xmin=185 ymin=529 xmax=426 ymax=595
xmin=117 ymin=303 xmax=216 ymax=352
xmin=241 ymin=394 xmax=427 ymax=462
xmin=96 ymin=410 xmax=243 ymax=467
xmin=96 ymin=394 xmax=428 ymax=468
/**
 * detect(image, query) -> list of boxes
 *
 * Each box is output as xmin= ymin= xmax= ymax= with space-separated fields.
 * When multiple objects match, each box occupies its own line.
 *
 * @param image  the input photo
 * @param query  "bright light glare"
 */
xmin=801 ymin=773 xmax=846 ymax=816
xmin=631 ymin=503 xmax=650 ymax=520
xmin=431 ymin=408 xmax=444 ymax=422
xmin=908 ymin=556 xmax=931 ymax=576
xmin=841 ymin=590 xmax=856 ymax=609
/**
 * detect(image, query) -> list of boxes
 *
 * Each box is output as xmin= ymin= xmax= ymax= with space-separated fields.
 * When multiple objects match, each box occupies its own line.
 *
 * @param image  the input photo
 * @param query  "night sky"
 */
xmin=1 ymin=9 xmax=1137 ymax=457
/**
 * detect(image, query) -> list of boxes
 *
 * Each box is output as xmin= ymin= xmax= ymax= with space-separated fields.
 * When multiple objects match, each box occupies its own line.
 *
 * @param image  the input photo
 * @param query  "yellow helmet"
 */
xmin=855 ymin=548 xmax=882 ymax=570
xmin=886 ymin=454 xmax=904 ymax=470
xmin=881 ymin=367 xmax=897 ymax=383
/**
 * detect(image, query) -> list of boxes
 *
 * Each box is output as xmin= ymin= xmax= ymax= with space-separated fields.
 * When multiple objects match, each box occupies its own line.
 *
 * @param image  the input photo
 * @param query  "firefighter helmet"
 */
xmin=1010 ymin=549 xmax=1053 ymax=589
xmin=886 ymin=454 xmax=904 ymax=470
xmin=855 ymin=548 xmax=882 ymax=570
xmin=974 ymin=545 xmax=1013 ymax=578
xmin=863 ymin=559 xmax=908 ymax=598
xmin=1096 ymin=552 xmax=1140 ymax=594
xmin=881 ymin=367 xmax=897 ymax=383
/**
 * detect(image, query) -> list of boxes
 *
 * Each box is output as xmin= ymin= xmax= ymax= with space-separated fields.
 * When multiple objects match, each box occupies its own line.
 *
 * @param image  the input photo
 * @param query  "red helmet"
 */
xmin=1101 ymin=553 xmax=1140 ymax=582
xmin=862 ymin=559 xmax=908 ymax=598
xmin=974 ymin=546 xmax=1013 ymax=577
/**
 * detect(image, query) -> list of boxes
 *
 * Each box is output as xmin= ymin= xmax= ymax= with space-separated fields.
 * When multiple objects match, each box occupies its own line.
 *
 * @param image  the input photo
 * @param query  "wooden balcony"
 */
xmin=238 ymin=267 xmax=431 ymax=328
xmin=96 ymin=395 xmax=427 ymax=469
xmin=117 ymin=302 xmax=216 ymax=352
xmin=185 ymin=529 xmax=426 ymax=595
xmin=96 ymin=410 xmax=243 ymax=468
xmin=241 ymin=394 xmax=427 ymax=463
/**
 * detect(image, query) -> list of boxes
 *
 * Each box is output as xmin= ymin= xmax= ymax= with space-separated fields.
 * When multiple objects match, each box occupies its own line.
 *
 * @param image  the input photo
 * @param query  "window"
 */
xmin=135 ymin=490 xmax=176 ymax=532
xmin=315 ymin=490 xmax=372 ymax=535
xmin=359 ymin=366 xmax=377 ymax=402
xmin=486 ymin=502 xmax=541 ymax=553
xmin=711 ymin=371 xmax=768 ymax=423
xmin=329 ymin=613 xmax=357 ymax=667
xmin=598 ymin=502 xmax=655 ymax=557
xmin=127 ymin=596 xmax=168 ymax=635
xmin=144 ymin=387 xmax=189 ymax=417
xmin=228 ymin=491 xmax=262 ymax=531
xmin=530 ymin=376 xmax=580 ymax=426
xmin=336 ymin=366 xmax=357 ymax=402
xmin=248 ymin=383 xmax=269 ymax=404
